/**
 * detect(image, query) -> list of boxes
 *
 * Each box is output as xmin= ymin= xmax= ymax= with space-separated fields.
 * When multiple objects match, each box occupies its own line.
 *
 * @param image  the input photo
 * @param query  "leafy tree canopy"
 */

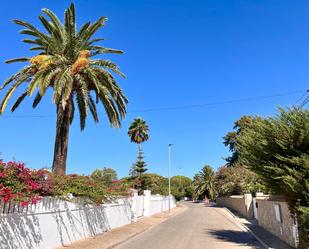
xmin=237 ymin=108 xmax=309 ymax=248
xmin=171 ymin=175 xmax=193 ymax=200
xmin=223 ymin=116 xmax=255 ymax=166
xmin=215 ymin=165 xmax=267 ymax=197
xmin=90 ymin=167 xmax=117 ymax=187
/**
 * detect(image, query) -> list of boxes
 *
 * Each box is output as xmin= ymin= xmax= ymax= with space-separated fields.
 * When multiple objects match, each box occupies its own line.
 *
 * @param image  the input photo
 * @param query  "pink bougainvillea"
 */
xmin=0 ymin=160 xmax=51 ymax=204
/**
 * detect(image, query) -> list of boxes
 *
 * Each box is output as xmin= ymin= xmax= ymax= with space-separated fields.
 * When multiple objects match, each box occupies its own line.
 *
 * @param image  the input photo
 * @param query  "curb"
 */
xmin=106 ymin=204 xmax=188 ymax=249
xmin=221 ymin=207 xmax=272 ymax=249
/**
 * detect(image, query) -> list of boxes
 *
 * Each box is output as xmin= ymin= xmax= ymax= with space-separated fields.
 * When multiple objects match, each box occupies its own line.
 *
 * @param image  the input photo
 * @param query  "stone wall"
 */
xmin=216 ymin=194 xmax=253 ymax=219
xmin=256 ymin=196 xmax=298 ymax=248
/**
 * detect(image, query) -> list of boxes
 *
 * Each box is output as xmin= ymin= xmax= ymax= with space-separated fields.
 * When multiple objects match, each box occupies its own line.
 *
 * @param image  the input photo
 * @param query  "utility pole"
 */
xmin=168 ymin=144 xmax=173 ymax=212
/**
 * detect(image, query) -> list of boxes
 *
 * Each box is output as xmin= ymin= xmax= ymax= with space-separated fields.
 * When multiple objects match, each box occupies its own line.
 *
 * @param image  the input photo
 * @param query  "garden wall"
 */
xmin=216 ymin=194 xmax=253 ymax=219
xmin=0 ymin=191 xmax=176 ymax=249
xmin=256 ymin=196 xmax=298 ymax=248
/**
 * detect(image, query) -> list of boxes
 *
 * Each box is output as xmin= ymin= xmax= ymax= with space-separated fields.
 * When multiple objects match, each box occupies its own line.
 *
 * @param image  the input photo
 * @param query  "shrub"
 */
xmin=0 ymin=160 xmax=50 ymax=206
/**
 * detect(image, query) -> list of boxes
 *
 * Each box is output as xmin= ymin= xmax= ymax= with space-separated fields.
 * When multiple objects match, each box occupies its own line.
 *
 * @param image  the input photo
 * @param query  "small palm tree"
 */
xmin=0 ymin=4 xmax=128 ymax=175
xmin=193 ymin=165 xmax=215 ymax=200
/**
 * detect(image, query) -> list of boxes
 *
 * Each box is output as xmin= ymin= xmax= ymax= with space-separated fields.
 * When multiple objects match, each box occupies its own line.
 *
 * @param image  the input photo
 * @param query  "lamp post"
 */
xmin=168 ymin=144 xmax=173 ymax=212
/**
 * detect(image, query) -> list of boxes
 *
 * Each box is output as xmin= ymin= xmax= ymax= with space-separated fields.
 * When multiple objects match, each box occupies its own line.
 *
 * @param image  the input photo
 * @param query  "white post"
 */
xmin=168 ymin=144 xmax=172 ymax=212
xmin=143 ymin=190 xmax=151 ymax=217
xmin=131 ymin=189 xmax=138 ymax=222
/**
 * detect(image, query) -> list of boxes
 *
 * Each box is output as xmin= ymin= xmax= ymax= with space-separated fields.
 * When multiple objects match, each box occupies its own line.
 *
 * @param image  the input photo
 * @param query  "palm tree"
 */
xmin=193 ymin=165 xmax=215 ymax=200
xmin=128 ymin=118 xmax=149 ymax=179
xmin=128 ymin=117 xmax=149 ymax=154
xmin=0 ymin=4 xmax=128 ymax=175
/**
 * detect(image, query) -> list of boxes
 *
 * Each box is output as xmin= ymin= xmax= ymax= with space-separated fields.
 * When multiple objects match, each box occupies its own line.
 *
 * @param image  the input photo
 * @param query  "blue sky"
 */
xmin=0 ymin=0 xmax=308 ymax=178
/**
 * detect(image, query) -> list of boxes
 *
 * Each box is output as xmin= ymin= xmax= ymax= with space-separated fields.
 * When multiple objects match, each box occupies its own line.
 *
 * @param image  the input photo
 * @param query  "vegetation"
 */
xmin=221 ymin=115 xmax=266 ymax=196
xmin=128 ymin=118 xmax=149 ymax=177
xmin=193 ymin=165 xmax=215 ymax=200
xmin=121 ymin=173 xmax=194 ymax=200
xmin=0 ymin=160 xmax=50 ymax=205
xmin=0 ymin=160 xmax=128 ymax=205
xmin=170 ymin=175 xmax=193 ymax=200
xmin=223 ymin=116 xmax=254 ymax=167
xmin=237 ymin=108 xmax=309 ymax=248
xmin=0 ymin=4 xmax=127 ymax=175
xmin=134 ymin=151 xmax=148 ymax=175
xmin=215 ymin=165 xmax=266 ymax=196
xmin=90 ymin=167 xmax=118 ymax=187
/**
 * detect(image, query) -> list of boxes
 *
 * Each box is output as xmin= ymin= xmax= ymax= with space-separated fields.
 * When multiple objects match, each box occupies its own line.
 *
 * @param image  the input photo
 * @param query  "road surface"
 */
xmin=115 ymin=202 xmax=263 ymax=249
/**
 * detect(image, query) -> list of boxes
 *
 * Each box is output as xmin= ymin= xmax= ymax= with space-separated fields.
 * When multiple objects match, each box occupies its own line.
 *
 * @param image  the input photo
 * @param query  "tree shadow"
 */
xmin=205 ymin=229 xmax=262 ymax=248
xmin=0 ymin=197 xmax=129 ymax=249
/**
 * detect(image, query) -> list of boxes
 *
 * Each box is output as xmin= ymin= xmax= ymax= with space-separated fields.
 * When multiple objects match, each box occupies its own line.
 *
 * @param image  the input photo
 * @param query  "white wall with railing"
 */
xmin=0 ymin=191 xmax=176 ymax=249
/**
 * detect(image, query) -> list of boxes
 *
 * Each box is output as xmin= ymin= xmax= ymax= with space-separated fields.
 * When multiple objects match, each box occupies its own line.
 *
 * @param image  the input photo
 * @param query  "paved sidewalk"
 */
xmin=58 ymin=204 xmax=187 ymax=249
xmin=223 ymin=208 xmax=294 ymax=249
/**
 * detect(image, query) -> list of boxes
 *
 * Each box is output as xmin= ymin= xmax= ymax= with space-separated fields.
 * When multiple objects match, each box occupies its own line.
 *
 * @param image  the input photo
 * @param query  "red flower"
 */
xmin=21 ymin=201 xmax=29 ymax=207
xmin=0 ymin=172 xmax=6 ymax=178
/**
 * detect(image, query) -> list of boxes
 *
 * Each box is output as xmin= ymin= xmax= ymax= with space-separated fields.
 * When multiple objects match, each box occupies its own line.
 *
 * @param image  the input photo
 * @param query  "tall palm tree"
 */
xmin=193 ymin=165 xmax=215 ymax=200
xmin=128 ymin=118 xmax=149 ymax=177
xmin=0 ymin=4 xmax=128 ymax=175
xmin=128 ymin=117 xmax=149 ymax=153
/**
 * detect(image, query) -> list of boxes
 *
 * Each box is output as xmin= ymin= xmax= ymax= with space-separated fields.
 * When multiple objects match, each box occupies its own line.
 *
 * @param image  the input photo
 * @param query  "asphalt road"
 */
xmin=115 ymin=202 xmax=263 ymax=249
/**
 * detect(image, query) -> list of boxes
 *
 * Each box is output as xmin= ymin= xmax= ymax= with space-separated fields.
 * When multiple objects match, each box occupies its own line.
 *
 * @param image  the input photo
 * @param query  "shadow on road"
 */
xmin=205 ymin=229 xmax=261 ymax=248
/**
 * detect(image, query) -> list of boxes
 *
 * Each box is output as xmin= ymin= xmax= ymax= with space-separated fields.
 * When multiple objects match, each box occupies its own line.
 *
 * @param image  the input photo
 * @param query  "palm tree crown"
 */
xmin=128 ymin=118 xmax=149 ymax=144
xmin=0 ymin=4 xmax=128 ymax=175
xmin=193 ymin=165 xmax=215 ymax=200
xmin=0 ymin=3 xmax=128 ymax=129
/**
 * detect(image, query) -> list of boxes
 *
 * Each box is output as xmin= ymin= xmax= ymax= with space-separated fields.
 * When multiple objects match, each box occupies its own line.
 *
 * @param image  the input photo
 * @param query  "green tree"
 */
xmin=223 ymin=116 xmax=254 ymax=166
xmin=171 ymin=175 xmax=193 ymax=200
xmin=238 ymin=108 xmax=309 ymax=249
xmin=215 ymin=165 xmax=266 ymax=197
xmin=0 ymin=4 xmax=127 ymax=175
xmin=193 ymin=165 xmax=215 ymax=200
xmin=91 ymin=167 xmax=118 ymax=186
xmin=133 ymin=149 xmax=148 ymax=177
xmin=121 ymin=173 xmax=168 ymax=195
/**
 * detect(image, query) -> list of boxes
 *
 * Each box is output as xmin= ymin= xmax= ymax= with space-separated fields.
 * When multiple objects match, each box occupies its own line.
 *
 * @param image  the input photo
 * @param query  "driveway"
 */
xmin=115 ymin=202 xmax=263 ymax=249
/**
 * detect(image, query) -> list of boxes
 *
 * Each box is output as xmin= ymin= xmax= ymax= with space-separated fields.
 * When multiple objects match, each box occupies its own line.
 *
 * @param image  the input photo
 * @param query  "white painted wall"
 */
xmin=0 ymin=197 xmax=132 ymax=249
xmin=0 ymin=193 xmax=176 ymax=249
xmin=150 ymin=195 xmax=176 ymax=215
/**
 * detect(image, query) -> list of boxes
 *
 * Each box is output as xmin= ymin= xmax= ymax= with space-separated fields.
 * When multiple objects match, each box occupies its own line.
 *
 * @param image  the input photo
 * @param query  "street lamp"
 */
xmin=168 ymin=144 xmax=173 ymax=212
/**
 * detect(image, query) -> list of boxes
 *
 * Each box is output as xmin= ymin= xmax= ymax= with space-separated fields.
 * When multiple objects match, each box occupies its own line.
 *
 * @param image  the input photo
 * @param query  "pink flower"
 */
xmin=0 ymin=172 xmax=6 ymax=178
xmin=21 ymin=201 xmax=29 ymax=207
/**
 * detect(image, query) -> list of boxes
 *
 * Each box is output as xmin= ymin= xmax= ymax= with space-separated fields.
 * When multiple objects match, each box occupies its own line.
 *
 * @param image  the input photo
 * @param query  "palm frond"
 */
xmin=11 ymin=91 xmax=28 ymax=112
xmin=5 ymin=58 xmax=30 ymax=64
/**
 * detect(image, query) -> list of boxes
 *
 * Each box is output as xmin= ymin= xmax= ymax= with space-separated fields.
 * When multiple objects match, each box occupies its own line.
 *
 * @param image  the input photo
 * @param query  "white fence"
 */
xmin=0 ymin=191 xmax=176 ymax=249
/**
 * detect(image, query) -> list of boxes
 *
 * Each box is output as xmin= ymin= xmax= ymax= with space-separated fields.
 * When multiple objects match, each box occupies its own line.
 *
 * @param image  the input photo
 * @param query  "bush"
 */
xmin=0 ymin=160 xmax=129 ymax=206
xmin=0 ymin=160 xmax=50 ymax=206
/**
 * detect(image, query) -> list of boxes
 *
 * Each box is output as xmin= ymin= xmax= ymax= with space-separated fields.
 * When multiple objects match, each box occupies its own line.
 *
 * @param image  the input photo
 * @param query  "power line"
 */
xmin=299 ymin=93 xmax=309 ymax=108
xmin=0 ymin=89 xmax=307 ymax=119
xmin=294 ymin=90 xmax=308 ymax=106
xmin=129 ymin=90 xmax=306 ymax=113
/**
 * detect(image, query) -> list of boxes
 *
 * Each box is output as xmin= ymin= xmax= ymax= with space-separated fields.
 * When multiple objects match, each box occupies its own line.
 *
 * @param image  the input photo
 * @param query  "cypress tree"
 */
xmin=238 ymin=108 xmax=309 ymax=249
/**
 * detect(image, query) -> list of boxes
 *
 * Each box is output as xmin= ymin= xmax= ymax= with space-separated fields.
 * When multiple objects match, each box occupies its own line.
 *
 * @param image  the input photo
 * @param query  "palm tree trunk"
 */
xmin=138 ymin=143 xmax=142 ymax=161
xmin=52 ymin=100 xmax=73 ymax=175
